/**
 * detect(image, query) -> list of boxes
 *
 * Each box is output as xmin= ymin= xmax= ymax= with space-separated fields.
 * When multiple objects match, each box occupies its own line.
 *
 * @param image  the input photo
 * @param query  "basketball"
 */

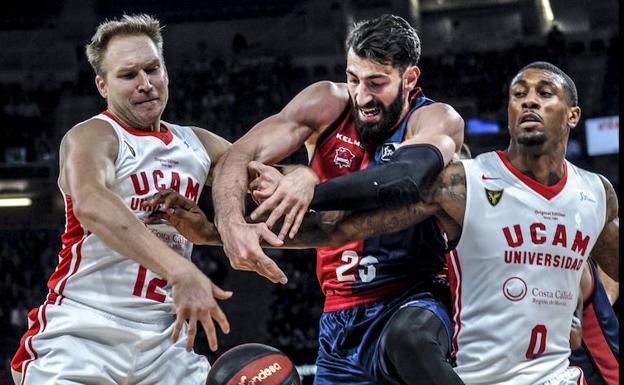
xmin=207 ymin=343 xmax=301 ymax=385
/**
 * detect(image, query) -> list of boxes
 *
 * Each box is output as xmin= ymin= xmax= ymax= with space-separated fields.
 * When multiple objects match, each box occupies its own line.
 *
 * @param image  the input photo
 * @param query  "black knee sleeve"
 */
xmin=380 ymin=307 xmax=464 ymax=385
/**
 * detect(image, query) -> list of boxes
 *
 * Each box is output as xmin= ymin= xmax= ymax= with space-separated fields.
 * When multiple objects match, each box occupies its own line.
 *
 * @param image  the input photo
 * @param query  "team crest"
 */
xmin=485 ymin=188 xmax=504 ymax=206
xmin=334 ymin=147 xmax=355 ymax=169
xmin=380 ymin=142 xmax=400 ymax=162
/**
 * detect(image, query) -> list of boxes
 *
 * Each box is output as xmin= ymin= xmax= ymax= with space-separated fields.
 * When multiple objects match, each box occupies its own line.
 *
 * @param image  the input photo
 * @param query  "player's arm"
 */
xmin=61 ymin=120 xmax=230 ymax=352
xmin=597 ymin=265 xmax=619 ymax=305
xmin=211 ymin=81 xmax=347 ymax=283
xmin=284 ymin=161 xmax=467 ymax=248
xmin=570 ymin=280 xmax=583 ymax=350
xmin=308 ymin=103 xmax=463 ymax=212
xmin=190 ymin=126 xmax=231 ymax=186
xmin=589 ymin=175 xmax=619 ymax=282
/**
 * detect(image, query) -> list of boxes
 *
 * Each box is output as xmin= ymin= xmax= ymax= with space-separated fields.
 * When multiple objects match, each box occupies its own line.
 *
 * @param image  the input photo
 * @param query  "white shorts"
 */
xmin=12 ymin=298 xmax=209 ymax=385
xmin=539 ymin=366 xmax=587 ymax=385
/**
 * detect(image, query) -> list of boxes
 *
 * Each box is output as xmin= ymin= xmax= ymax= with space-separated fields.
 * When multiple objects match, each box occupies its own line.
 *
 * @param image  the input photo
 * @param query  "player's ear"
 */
xmin=95 ymin=74 xmax=107 ymax=99
xmin=402 ymin=66 xmax=420 ymax=93
xmin=567 ymin=106 xmax=581 ymax=129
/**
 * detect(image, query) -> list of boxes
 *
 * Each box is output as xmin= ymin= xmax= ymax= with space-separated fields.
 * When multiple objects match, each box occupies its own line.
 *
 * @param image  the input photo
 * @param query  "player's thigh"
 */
xmin=16 ymin=303 xmax=131 ymax=385
xmin=540 ymin=367 xmax=587 ymax=385
xmin=135 ymin=321 xmax=209 ymax=385
xmin=11 ymin=368 xmax=21 ymax=385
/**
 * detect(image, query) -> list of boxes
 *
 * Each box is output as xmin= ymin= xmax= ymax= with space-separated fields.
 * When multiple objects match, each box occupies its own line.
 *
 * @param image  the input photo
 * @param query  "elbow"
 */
xmin=71 ymin=192 xmax=102 ymax=228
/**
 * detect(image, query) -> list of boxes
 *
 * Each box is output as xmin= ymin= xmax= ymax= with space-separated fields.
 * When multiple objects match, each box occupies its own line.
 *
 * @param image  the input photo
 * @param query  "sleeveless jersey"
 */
xmin=47 ymin=111 xmax=210 ymax=323
xmin=449 ymin=151 xmax=606 ymax=384
xmin=310 ymin=90 xmax=447 ymax=312
xmin=569 ymin=258 xmax=619 ymax=385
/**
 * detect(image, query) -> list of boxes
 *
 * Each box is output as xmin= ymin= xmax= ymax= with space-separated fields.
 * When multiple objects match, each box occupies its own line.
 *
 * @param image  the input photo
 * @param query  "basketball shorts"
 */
xmin=538 ymin=366 xmax=587 ymax=385
xmin=314 ymin=292 xmax=452 ymax=385
xmin=11 ymin=297 xmax=209 ymax=385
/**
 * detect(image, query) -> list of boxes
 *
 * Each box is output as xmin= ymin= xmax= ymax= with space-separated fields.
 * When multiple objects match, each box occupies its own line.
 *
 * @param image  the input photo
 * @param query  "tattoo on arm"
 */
xmin=590 ymin=175 xmax=619 ymax=281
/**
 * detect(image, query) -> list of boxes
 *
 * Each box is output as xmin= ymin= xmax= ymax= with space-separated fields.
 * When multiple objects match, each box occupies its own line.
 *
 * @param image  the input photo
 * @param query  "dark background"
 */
xmin=0 ymin=1 xmax=618 ymax=383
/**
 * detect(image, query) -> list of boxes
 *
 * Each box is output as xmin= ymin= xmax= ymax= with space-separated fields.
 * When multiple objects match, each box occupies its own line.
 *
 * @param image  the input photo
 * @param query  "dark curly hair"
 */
xmin=345 ymin=14 xmax=421 ymax=72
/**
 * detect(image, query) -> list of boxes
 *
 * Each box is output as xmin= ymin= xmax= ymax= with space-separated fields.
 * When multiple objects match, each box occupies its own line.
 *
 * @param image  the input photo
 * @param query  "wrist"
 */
xmin=289 ymin=165 xmax=320 ymax=186
xmin=167 ymin=257 xmax=193 ymax=285
xmin=215 ymin=212 xmax=246 ymax=231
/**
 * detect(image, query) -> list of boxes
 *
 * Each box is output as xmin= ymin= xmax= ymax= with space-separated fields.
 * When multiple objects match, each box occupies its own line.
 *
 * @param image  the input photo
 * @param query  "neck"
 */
xmin=503 ymin=143 xmax=566 ymax=186
xmin=106 ymin=109 xmax=160 ymax=132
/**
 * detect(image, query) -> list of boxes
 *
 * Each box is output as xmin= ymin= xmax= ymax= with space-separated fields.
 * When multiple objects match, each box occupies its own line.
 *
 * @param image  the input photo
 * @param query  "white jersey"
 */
xmin=48 ymin=111 xmax=210 ymax=323
xmin=450 ymin=151 xmax=606 ymax=385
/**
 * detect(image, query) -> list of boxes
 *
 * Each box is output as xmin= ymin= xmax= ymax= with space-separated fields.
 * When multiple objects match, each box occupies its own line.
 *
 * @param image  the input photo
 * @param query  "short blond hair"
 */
xmin=85 ymin=14 xmax=163 ymax=76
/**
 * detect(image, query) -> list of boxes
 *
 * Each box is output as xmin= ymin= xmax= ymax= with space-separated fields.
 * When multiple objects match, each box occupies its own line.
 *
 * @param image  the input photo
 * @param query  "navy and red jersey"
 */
xmin=569 ymin=258 xmax=619 ymax=385
xmin=310 ymin=90 xmax=447 ymax=312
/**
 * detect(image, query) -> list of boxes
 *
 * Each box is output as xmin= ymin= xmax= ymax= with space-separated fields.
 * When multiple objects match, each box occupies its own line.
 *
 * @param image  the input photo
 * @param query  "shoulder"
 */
xmin=62 ymin=117 xmax=119 ymax=157
xmin=406 ymin=101 xmax=464 ymax=141
xmin=188 ymin=126 xmax=231 ymax=162
xmin=596 ymin=174 xmax=618 ymax=222
xmin=292 ymin=81 xmax=349 ymax=112
xmin=282 ymin=81 xmax=349 ymax=125
xmin=409 ymin=102 xmax=463 ymax=126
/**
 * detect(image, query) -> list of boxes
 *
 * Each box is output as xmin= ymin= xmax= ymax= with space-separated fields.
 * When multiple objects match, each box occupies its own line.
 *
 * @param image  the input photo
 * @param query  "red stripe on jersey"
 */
xmin=102 ymin=110 xmax=173 ymax=145
xmin=582 ymin=303 xmax=619 ymax=385
xmin=496 ymin=150 xmax=568 ymax=200
xmin=11 ymin=303 xmax=49 ymax=375
xmin=447 ymin=249 xmax=463 ymax=359
xmin=47 ymin=195 xmax=85 ymax=296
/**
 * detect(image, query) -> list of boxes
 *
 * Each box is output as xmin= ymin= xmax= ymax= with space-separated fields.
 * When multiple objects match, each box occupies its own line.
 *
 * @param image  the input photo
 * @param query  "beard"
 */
xmin=351 ymin=86 xmax=405 ymax=148
xmin=517 ymin=132 xmax=547 ymax=146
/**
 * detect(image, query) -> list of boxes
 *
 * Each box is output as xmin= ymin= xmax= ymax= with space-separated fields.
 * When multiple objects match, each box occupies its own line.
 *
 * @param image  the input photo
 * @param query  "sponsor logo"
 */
xmin=481 ymin=174 xmax=501 ymax=180
xmin=334 ymin=147 xmax=355 ymax=169
xmin=531 ymin=287 xmax=573 ymax=307
xmin=238 ymin=362 xmax=282 ymax=385
xmin=124 ymin=140 xmax=136 ymax=157
xmin=335 ymin=133 xmax=363 ymax=148
xmin=579 ymin=191 xmax=596 ymax=203
xmin=485 ymin=188 xmax=504 ymax=206
xmin=503 ymin=276 xmax=527 ymax=301
xmin=380 ymin=142 xmax=400 ymax=162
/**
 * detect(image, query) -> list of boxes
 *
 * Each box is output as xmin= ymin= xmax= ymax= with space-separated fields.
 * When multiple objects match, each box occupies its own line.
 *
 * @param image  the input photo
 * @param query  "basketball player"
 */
xmin=569 ymin=258 xmax=619 ymax=385
xmin=10 ymin=14 xmax=234 ymax=385
xmin=210 ymin=14 xmax=466 ymax=385
xmin=148 ymin=61 xmax=618 ymax=384
xmin=285 ymin=61 xmax=619 ymax=384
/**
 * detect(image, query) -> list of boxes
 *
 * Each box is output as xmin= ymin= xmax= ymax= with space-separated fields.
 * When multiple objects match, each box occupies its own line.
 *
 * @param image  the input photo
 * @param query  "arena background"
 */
xmin=0 ymin=0 xmax=618 ymax=383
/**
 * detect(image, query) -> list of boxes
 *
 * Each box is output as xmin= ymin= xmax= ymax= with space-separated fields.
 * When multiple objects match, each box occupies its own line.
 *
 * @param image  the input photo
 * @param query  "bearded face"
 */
xmin=351 ymin=84 xmax=405 ymax=147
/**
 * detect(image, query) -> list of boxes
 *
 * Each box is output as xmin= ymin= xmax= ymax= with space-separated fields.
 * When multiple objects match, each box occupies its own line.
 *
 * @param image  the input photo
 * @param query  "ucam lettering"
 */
xmin=502 ymin=222 xmax=591 ymax=256
xmin=129 ymin=169 xmax=200 ymax=202
xmin=503 ymin=250 xmax=584 ymax=271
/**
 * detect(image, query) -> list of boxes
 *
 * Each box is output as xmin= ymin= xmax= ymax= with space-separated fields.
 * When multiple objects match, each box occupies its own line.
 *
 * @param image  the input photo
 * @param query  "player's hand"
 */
xmin=248 ymin=161 xmax=283 ymax=205
xmin=248 ymin=161 xmax=319 ymax=240
xmin=169 ymin=260 xmax=232 ymax=352
xmin=218 ymin=219 xmax=287 ymax=284
xmin=144 ymin=189 xmax=215 ymax=244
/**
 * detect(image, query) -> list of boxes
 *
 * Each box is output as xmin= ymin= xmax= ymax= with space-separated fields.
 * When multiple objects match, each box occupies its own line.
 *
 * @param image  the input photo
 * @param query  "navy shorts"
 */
xmin=314 ymin=292 xmax=452 ymax=385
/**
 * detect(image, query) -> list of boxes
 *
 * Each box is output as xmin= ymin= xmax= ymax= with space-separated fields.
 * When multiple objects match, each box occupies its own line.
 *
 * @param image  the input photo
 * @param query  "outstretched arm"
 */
xmin=308 ymin=103 xmax=463 ymax=212
xmin=211 ymin=81 xmax=347 ymax=283
xmin=590 ymin=175 xmax=619 ymax=282
xmin=285 ymin=161 xmax=467 ymax=248
xmin=61 ymin=120 xmax=230 ymax=352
